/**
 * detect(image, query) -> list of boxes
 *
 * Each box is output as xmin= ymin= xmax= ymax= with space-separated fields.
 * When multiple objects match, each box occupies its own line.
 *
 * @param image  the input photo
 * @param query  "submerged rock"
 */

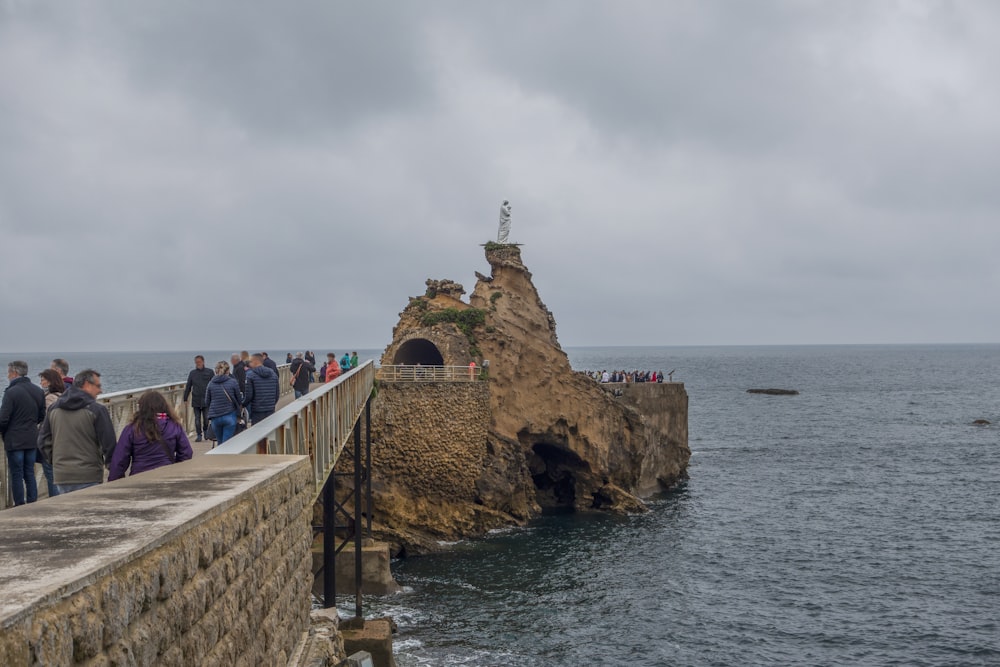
xmin=973 ymin=419 xmax=991 ymax=426
xmin=747 ymin=388 xmax=800 ymax=395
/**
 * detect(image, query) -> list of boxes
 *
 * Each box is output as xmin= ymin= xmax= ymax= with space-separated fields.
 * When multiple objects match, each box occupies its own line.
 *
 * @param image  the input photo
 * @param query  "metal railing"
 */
xmin=206 ymin=361 xmax=375 ymax=496
xmin=377 ymin=364 xmax=483 ymax=382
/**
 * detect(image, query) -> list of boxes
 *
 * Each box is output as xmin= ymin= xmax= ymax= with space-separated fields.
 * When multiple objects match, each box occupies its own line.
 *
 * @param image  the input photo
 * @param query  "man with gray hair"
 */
xmin=51 ymin=358 xmax=73 ymax=386
xmin=231 ymin=353 xmax=248 ymax=394
xmin=1 ymin=361 xmax=46 ymax=505
xmin=38 ymin=369 xmax=116 ymax=494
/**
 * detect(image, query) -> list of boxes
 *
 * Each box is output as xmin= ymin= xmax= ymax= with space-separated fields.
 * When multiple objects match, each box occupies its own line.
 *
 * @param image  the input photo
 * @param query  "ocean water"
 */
xmin=360 ymin=344 xmax=1000 ymax=666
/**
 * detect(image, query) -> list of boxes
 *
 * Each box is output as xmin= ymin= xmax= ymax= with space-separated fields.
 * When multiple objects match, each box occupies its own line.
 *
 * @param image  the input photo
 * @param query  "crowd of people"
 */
xmin=586 ymin=369 xmax=674 ymax=383
xmin=1 ymin=350 xmax=362 ymax=506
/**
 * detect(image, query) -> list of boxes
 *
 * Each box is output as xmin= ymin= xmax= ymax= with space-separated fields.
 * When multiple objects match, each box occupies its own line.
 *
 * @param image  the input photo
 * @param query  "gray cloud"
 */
xmin=1 ymin=1 xmax=998 ymax=352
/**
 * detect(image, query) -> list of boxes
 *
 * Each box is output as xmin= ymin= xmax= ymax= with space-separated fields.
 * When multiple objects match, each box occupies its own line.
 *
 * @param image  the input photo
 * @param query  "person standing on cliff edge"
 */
xmin=497 ymin=199 xmax=512 ymax=243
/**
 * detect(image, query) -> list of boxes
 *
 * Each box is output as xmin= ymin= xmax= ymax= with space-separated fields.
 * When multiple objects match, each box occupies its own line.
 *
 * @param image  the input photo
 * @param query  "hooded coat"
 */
xmin=38 ymin=384 xmax=117 ymax=485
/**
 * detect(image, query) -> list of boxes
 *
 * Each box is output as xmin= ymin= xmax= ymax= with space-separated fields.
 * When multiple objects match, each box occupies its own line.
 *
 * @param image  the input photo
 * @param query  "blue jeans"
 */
xmin=6 ymin=449 xmax=38 ymax=505
xmin=40 ymin=458 xmax=60 ymax=497
xmin=212 ymin=411 xmax=238 ymax=444
xmin=57 ymin=481 xmax=100 ymax=494
xmin=294 ymin=389 xmax=306 ymax=399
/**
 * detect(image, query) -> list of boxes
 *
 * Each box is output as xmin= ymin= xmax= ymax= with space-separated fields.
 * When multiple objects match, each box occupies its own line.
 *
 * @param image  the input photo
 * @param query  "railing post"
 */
xmin=365 ymin=396 xmax=372 ymax=537
xmin=323 ymin=474 xmax=336 ymax=608
xmin=353 ymin=416 xmax=363 ymax=620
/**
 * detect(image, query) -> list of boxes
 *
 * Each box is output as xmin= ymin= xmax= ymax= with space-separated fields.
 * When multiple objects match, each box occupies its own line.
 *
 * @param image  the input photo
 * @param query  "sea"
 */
xmin=3 ymin=345 xmax=998 ymax=665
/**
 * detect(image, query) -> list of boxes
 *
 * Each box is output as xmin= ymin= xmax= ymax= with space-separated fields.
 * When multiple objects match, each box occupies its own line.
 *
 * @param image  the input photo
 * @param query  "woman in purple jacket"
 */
xmin=109 ymin=391 xmax=193 ymax=481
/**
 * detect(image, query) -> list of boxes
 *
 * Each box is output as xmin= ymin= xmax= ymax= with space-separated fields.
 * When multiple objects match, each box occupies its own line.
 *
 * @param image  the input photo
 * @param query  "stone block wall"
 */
xmin=369 ymin=382 xmax=490 ymax=502
xmin=0 ymin=456 xmax=315 ymax=666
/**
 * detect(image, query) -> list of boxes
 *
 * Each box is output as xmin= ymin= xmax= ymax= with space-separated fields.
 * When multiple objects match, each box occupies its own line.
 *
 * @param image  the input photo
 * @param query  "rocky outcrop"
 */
xmin=747 ymin=388 xmax=800 ymax=395
xmin=369 ymin=244 xmax=689 ymax=554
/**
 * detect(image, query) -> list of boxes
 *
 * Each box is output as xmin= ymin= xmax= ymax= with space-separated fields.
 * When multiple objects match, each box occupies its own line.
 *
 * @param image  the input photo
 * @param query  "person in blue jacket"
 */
xmin=204 ymin=360 xmax=243 ymax=445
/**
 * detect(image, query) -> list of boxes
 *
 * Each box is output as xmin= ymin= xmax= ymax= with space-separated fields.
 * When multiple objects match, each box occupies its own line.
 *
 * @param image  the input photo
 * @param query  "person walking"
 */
xmin=182 ymin=355 xmax=215 ymax=442
xmin=340 ymin=353 xmax=351 ymax=374
xmin=205 ymin=361 xmax=243 ymax=445
xmin=38 ymin=368 xmax=116 ymax=494
xmin=108 ymin=391 xmax=193 ymax=481
xmin=1 ymin=361 xmax=46 ymax=505
xmin=36 ymin=368 xmax=65 ymax=497
xmin=244 ymin=353 xmax=279 ymax=424
xmin=350 ymin=351 xmax=359 ymax=369
xmin=289 ymin=353 xmax=314 ymax=399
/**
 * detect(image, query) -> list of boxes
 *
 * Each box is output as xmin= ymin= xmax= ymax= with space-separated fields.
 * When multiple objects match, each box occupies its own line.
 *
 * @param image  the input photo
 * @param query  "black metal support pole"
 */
xmin=322 ymin=473 xmax=336 ymax=608
xmin=353 ymin=417 xmax=363 ymax=620
xmin=365 ymin=397 xmax=373 ymax=536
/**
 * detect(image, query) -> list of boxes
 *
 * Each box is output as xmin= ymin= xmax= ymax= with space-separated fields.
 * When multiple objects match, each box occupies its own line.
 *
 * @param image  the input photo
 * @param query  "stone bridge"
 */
xmin=0 ymin=362 xmax=377 ymax=666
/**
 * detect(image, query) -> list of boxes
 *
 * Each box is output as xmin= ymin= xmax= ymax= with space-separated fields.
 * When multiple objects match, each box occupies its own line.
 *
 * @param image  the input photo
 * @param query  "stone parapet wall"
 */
xmin=0 ymin=456 xmax=315 ymax=666
xmin=370 ymin=382 xmax=490 ymax=502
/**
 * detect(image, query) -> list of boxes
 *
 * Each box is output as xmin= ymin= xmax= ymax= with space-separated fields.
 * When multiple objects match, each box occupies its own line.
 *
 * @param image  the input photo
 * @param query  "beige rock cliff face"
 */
xmin=372 ymin=245 xmax=689 ymax=553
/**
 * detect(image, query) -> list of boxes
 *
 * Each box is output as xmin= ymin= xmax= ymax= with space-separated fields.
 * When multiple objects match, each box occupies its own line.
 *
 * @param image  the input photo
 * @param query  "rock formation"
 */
xmin=365 ymin=244 xmax=689 ymax=554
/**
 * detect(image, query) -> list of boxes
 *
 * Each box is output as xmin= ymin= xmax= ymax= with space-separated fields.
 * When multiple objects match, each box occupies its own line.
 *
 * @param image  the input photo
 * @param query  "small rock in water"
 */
xmin=972 ymin=419 xmax=991 ymax=426
xmin=747 ymin=388 xmax=799 ymax=396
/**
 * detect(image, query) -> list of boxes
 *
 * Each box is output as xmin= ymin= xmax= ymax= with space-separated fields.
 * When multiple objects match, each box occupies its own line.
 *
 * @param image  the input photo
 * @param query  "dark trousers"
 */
xmin=193 ymin=405 xmax=209 ymax=436
xmin=250 ymin=410 xmax=274 ymax=425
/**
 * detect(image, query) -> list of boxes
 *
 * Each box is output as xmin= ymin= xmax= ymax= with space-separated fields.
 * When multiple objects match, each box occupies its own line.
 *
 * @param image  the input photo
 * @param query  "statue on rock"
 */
xmin=497 ymin=199 xmax=512 ymax=243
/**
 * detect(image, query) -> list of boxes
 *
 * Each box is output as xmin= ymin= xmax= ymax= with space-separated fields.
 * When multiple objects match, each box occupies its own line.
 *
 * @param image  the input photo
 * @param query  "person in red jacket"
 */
xmin=325 ymin=353 xmax=341 ymax=382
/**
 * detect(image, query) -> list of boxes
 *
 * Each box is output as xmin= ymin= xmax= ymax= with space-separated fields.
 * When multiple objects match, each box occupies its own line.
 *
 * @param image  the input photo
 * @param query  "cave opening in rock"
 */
xmin=392 ymin=338 xmax=444 ymax=366
xmin=527 ymin=442 xmax=585 ymax=513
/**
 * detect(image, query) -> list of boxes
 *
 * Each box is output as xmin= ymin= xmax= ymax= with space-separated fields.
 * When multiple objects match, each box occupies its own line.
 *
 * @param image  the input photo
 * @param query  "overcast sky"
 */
xmin=1 ymin=1 xmax=998 ymax=352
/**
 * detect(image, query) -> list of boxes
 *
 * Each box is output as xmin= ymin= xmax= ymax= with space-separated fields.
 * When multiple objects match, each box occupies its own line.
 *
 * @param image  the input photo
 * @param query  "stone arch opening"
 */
xmin=527 ymin=442 xmax=586 ymax=512
xmin=393 ymin=338 xmax=444 ymax=366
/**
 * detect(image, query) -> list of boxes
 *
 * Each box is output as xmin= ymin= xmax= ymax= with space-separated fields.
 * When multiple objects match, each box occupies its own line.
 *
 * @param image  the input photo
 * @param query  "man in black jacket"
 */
xmin=183 ymin=355 xmax=215 ymax=442
xmin=289 ymin=353 xmax=315 ymax=399
xmin=230 ymin=352 xmax=248 ymax=393
xmin=261 ymin=352 xmax=279 ymax=374
xmin=1 ymin=360 xmax=46 ymax=505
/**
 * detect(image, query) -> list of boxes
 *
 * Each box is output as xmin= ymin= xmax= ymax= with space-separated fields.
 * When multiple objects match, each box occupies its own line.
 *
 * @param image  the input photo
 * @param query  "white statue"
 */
xmin=497 ymin=200 xmax=512 ymax=243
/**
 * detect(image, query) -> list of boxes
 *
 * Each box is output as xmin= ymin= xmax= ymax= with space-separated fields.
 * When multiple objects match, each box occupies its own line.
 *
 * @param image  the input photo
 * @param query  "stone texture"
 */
xmin=0 ymin=456 xmax=315 ymax=666
xmin=370 ymin=245 xmax=690 ymax=553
